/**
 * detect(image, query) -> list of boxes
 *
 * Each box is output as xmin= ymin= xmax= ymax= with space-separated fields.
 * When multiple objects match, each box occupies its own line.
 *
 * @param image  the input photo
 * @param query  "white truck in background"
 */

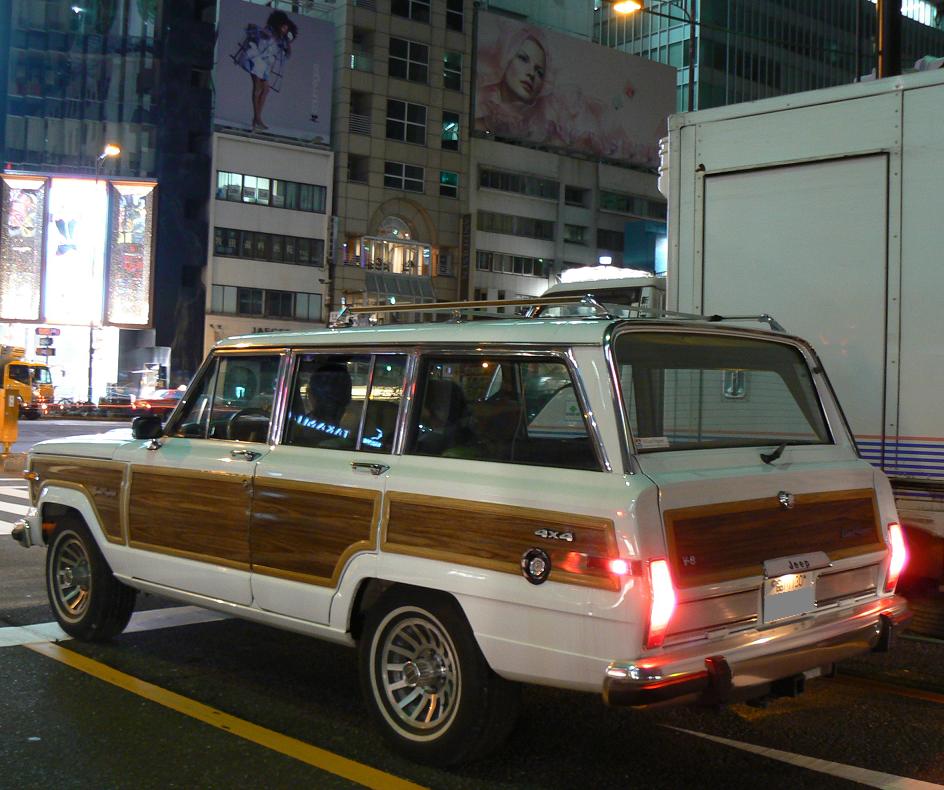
xmin=662 ymin=68 xmax=944 ymax=590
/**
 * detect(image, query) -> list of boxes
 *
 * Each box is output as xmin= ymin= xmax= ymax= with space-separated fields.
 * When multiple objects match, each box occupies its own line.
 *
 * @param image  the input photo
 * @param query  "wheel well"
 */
xmin=39 ymin=503 xmax=85 ymax=544
xmin=349 ymin=580 xmax=466 ymax=642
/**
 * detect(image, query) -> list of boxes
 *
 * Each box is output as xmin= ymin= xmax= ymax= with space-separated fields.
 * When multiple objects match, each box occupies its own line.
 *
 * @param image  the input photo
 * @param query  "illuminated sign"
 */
xmin=44 ymin=178 xmax=109 ymax=325
xmin=106 ymin=182 xmax=156 ymax=326
xmin=0 ymin=176 xmax=47 ymax=321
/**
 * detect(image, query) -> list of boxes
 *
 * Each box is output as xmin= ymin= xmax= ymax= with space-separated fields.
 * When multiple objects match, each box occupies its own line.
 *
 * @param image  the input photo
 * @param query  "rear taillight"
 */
xmin=884 ymin=522 xmax=908 ymax=593
xmin=645 ymin=558 xmax=676 ymax=649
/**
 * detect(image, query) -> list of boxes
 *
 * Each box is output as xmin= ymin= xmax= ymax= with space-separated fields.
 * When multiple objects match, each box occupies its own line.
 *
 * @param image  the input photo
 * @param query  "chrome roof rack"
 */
xmin=328 ymin=296 xmax=786 ymax=333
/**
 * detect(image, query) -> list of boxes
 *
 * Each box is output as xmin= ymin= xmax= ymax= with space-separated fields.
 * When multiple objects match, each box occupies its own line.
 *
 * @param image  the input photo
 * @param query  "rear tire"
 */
xmin=45 ymin=519 xmax=136 ymax=641
xmin=358 ymin=587 xmax=520 ymax=767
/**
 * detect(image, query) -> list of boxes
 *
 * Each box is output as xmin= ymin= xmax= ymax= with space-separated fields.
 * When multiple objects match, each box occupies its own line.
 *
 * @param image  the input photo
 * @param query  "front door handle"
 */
xmin=231 ymin=448 xmax=261 ymax=462
xmin=352 ymin=461 xmax=390 ymax=476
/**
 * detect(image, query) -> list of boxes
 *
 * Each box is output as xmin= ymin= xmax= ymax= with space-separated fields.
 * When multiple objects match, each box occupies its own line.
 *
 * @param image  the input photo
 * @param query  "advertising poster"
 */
xmin=215 ymin=0 xmax=334 ymax=142
xmin=44 ymin=178 xmax=109 ymax=325
xmin=106 ymin=182 xmax=157 ymax=327
xmin=0 ymin=176 xmax=46 ymax=321
xmin=474 ymin=12 xmax=676 ymax=167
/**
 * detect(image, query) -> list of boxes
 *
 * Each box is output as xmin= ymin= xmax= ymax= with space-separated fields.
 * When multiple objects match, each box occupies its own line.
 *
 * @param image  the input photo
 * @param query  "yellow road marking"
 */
xmin=837 ymin=673 xmax=944 ymax=706
xmin=26 ymin=641 xmax=427 ymax=790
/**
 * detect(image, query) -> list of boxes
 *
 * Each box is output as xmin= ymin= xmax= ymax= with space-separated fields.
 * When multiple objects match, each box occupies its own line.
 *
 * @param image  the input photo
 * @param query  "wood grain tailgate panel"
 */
xmin=384 ymin=492 xmax=619 ymax=591
xmin=665 ymin=489 xmax=884 ymax=589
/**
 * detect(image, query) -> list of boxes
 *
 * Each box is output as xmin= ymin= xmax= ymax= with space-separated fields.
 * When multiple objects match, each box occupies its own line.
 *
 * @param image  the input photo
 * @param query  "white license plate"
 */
xmin=762 ymin=572 xmax=815 ymax=624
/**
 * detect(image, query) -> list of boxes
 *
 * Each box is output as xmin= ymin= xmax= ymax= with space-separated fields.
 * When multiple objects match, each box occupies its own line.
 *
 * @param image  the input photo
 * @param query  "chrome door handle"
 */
xmin=351 ymin=461 xmax=390 ymax=476
xmin=231 ymin=449 xmax=261 ymax=461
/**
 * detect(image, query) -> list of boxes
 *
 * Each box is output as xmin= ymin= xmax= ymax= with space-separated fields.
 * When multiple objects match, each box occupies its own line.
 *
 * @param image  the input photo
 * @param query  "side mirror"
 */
xmin=131 ymin=415 xmax=163 ymax=440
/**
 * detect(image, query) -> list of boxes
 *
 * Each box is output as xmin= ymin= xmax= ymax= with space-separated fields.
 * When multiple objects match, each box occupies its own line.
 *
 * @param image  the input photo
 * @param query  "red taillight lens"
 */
xmin=884 ymin=522 xmax=907 ymax=593
xmin=645 ymin=558 xmax=676 ymax=649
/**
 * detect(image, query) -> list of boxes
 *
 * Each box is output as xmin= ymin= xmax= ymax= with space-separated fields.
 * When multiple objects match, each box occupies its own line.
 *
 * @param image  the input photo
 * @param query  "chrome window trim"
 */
xmin=355 ymin=356 xmax=376 ymax=451
xmin=605 ymin=324 xmax=839 ymax=472
xmin=268 ymin=350 xmax=294 ymax=447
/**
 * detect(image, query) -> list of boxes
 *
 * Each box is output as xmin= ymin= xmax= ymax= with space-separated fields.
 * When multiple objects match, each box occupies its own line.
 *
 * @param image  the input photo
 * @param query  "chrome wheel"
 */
xmin=52 ymin=533 xmax=92 ymax=621
xmin=374 ymin=609 xmax=460 ymax=738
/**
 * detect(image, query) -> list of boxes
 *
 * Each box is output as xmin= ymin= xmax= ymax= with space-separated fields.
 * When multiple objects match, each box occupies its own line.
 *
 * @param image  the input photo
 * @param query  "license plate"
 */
xmin=762 ymin=571 xmax=815 ymax=624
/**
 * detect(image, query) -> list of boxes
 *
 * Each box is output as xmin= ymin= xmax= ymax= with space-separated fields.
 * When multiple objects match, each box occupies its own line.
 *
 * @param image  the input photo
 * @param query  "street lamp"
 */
xmin=94 ymin=143 xmax=120 ymax=182
xmin=607 ymin=0 xmax=697 ymax=112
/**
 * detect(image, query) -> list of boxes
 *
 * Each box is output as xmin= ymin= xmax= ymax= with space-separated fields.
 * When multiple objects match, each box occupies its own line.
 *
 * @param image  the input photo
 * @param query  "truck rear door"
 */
xmin=612 ymin=328 xmax=890 ymax=643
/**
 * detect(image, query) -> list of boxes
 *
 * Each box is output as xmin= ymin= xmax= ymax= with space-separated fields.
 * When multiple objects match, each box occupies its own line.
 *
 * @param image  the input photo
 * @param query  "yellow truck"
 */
xmin=0 ymin=346 xmax=54 ymax=419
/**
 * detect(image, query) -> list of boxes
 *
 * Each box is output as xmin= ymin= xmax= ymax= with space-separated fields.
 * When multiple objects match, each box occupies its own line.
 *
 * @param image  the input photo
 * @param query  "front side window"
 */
xmin=7 ymin=364 xmax=29 ymax=385
xmin=407 ymin=356 xmax=599 ymax=470
xmin=614 ymin=332 xmax=831 ymax=452
xmin=172 ymin=354 xmax=280 ymax=442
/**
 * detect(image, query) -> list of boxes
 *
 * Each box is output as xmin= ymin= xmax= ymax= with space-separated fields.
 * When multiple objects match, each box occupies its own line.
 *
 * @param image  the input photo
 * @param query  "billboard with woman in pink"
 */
xmin=474 ymin=12 xmax=675 ymax=167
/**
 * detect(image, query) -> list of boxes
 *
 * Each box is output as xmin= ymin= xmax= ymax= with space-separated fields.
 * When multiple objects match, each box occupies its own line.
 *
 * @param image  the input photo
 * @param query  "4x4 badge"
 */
xmin=534 ymin=528 xmax=574 ymax=543
xmin=778 ymin=491 xmax=795 ymax=509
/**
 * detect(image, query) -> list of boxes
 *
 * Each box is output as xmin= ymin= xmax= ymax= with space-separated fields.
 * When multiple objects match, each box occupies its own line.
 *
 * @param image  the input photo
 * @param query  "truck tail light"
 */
xmin=884 ymin=522 xmax=907 ymax=593
xmin=645 ymin=558 xmax=676 ymax=649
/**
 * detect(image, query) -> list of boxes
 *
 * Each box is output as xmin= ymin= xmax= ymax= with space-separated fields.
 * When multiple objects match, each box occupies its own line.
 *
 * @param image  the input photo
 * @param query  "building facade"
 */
xmin=595 ymin=0 xmax=944 ymax=112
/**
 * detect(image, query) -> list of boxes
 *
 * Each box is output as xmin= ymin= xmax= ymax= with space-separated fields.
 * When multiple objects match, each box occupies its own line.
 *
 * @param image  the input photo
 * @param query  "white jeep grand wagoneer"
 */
xmin=13 ymin=299 xmax=910 ymax=766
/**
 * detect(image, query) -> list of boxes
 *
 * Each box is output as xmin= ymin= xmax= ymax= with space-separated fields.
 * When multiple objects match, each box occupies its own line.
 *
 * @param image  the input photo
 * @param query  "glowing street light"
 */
xmin=94 ymin=143 xmax=121 ymax=183
xmin=612 ymin=1 xmax=643 ymax=12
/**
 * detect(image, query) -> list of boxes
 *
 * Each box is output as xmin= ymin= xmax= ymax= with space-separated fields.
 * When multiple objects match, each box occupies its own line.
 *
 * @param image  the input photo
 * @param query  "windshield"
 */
xmin=31 ymin=366 xmax=52 ymax=384
xmin=613 ymin=331 xmax=831 ymax=452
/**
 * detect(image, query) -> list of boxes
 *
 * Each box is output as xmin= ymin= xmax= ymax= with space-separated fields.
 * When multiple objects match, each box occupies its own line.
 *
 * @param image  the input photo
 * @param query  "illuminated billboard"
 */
xmin=0 ymin=175 xmax=157 ymax=326
xmin=215 ymin=0 xmax=334 ymax=142
xmin=474 ymin=12 xmax=676 ymax=167
xmin=0 ymin=176 xmax=46 ymax=321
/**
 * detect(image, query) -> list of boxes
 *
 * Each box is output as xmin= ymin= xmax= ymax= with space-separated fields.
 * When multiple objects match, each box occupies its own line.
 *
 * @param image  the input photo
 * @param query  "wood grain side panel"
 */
xmin=384 ymin=493 xmax=619 ymax=591
xmin=665 ymin=489 xmax=884 ymax=588
xmin=128 ymin=468 xmax=250 ymax=566
xmin=250 ymin=479 xmax=379 ymax=586
xmin=31 ymin=458 xmax=125 ymax=543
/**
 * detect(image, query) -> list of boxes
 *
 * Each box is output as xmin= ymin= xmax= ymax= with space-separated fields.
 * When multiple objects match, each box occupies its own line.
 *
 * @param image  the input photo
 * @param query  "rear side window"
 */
xmin=407 ymin=356 xmax=600 ymax=471
xmin=613 ymin=332 xmax=831 ymax=452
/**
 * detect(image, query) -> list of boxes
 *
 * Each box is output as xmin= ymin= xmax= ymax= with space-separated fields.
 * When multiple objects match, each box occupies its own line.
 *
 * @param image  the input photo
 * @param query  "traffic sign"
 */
xmin=35 ymin=327 xmax=60 ymax=336
xmin=35 ymin=347 xmax=55 ymax=356
xmin=38 ymin=337 xmax=53 ymax=347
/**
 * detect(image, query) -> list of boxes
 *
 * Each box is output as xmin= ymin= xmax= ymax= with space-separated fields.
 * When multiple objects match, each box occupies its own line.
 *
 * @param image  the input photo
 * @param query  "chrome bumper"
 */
xmin=603 ymin=597 xmax=911 ymax=708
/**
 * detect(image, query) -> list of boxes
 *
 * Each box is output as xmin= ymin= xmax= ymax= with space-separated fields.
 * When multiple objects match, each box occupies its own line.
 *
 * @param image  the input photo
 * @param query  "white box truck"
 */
xmin=664 ymin=68 xmax=944 ymax=591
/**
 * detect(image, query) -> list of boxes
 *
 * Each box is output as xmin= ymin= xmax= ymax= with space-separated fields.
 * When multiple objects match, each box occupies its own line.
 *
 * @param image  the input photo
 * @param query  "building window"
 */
xmin=600 ymin=190 xmax=667 ymax=220
xmin=386 ymin=99 xmax=427 ymax=145
xmin=215 ymin=170 xmax=326 ymax=214
xmin=295 ymin=292 xmax=323 ymax=321
xmin=564 ymin=225 xmax=587 ymax=245
xmin=237 ymin=287 xmax=264 ymax=316
xmin=214 ymin=228 xmax=324 ymax=267
xmin=597 ymin=228 xmax=625 ymax=251
xmin=479 ymin=167 xmax=558 ymax=200
xmin=477 ymin=211 xmax=554 ymax=241
xmin=265 ymin=290 xmax=294 ymax=318
xmin=384 ymin=161 xmax=425 ymax=193
xmin=446 ymin=0 xmax=463 ymax=31
xmin=349 ymin=154 xmax=369 ymax=183
xmin=475 ymin=250 xmax=548 ymax=278
xmin=564 ymin=186 xmax=588 ymax=207
xmin=443 ymin=51 xmax=462 ymax=91
xmin=438 ymin=251 xmax=453 ymax=275
xmin=439 ymin=170 xmax=459 ymax=198
xmin=389 ymin=37 xmax=429 ymax=83
xmin=441 ymin=111 xmax=460 ymax=150
xmin=391 ymin=0 xmax=429 ymax=23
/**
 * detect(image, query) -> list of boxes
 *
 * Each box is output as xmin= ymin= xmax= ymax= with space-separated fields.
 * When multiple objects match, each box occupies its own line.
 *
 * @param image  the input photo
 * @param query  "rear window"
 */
xmin=613 ymin=331 xmax=831 ymax=452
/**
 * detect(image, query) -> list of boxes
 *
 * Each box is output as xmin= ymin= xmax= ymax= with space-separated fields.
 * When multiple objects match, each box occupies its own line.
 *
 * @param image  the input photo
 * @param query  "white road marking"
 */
xmin=0 ymin=606 xmax=230 ymax=648
xmin=0 ymin=485 xmax=28 ymax=497
xmin=0 ymin=484 xmax=30 ymax=532
xmin=667 ymin=727 xmax=943 ymax=789
xmin=0 ymin=500 xmax=31 ymax=516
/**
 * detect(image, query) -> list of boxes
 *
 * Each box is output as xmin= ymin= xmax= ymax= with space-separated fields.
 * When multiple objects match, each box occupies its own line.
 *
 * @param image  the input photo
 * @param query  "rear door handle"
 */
xmin=352 ymin=461 xmax=390 ymax=476
xmin=231 ymin=449 xmax=261 ymax=461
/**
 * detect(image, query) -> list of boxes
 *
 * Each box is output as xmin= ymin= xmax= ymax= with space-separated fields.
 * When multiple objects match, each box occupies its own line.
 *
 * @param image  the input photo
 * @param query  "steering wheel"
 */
xmin=226 ymin=408 xmax=270 ymax=441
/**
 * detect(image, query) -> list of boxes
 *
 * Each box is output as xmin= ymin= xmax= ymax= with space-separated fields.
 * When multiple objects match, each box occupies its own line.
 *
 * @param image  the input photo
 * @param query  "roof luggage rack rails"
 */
xmin=328 ymin=297 xmax=786 ymax=333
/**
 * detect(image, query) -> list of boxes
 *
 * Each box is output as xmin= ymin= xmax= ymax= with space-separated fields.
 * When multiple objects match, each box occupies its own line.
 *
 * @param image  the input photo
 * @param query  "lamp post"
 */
xmin=88 ymin=143 xmax=120 ymax=403
xmin=608 ymin=0 xmax=697 ymax=112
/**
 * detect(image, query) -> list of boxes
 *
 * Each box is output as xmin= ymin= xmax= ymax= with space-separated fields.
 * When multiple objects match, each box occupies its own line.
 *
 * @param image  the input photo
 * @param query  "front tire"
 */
xmin=45 ymin=519 xmax=136 ymax=641
xmin=359 ymin=587 xmax=520 ymax=766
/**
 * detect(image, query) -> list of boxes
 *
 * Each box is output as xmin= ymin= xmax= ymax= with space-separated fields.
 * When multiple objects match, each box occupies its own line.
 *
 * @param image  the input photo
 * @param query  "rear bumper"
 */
xmin=603 ymin=596 xmax=910 ymax=707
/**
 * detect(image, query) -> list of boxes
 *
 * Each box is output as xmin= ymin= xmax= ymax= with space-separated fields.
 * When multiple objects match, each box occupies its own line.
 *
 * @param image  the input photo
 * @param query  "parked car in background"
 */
xmin=132 ymin=388 xmax=184 ymax=419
